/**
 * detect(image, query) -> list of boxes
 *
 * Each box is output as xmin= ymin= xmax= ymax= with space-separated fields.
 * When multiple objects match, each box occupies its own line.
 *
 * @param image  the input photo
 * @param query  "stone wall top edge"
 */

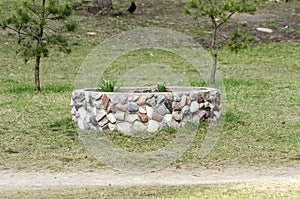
xmin=73 ymin=87 xmax=219 ymax=94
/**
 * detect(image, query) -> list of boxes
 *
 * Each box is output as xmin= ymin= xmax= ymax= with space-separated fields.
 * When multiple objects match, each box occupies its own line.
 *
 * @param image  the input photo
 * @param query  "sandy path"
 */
xmin=0 ymin=165 xmax=299 ymax=190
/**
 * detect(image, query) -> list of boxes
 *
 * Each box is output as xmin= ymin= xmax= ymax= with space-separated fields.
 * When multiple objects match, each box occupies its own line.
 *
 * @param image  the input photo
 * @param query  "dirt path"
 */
xmin=1 ymin=165 xmax=299 ymax=190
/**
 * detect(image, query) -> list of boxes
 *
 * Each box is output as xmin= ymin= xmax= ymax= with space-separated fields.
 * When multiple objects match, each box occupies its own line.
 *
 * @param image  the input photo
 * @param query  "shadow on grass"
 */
xmin=4 ymin=83 xmax=74 ymax=94
xmin=48 ymin=117 xmax=78 ymax=137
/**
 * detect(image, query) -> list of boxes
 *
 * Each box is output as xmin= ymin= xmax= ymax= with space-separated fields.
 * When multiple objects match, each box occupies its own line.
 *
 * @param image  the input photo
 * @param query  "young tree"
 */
xmin=1 ymin=0 xmax=77 ymax=91
xmin=184 ymin=0 xmax=257 ymax=84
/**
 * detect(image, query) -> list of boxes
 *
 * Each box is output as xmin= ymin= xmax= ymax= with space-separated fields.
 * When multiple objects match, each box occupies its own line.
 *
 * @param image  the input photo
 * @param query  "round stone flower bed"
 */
xmin=70 ymin=87 xmax=221 ymax=135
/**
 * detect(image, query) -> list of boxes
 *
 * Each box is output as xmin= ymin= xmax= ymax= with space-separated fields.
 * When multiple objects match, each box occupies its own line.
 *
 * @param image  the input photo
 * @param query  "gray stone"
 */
xmin=181 ymin=105 xmax=190 ymax=115
xmin=126 ymin=114 xmax=139 ymax=123
xmin=118 ymin=95 xmax=128 ymax=104
xmin=110 ymin=95 xmax=119 ymax=104
xmin=77 ymin=93 xmax=85 ymax=102
xmin=190 ymin=101 xmax=199 ymax=113
xmin=161 ymin=121 xmax=170 ymax=129
xmin=94 ymin=101 xmax=102 ymax=109
xmin=173 ymin=92 xmax=181 ymax=102
xmin=133 ymin=121 xmax=147 ymax=132
xmin=156 ymin=95 xmax=165 ymax=104
xmin=91 ymin=92 xmax=102 ymax=100
xmin=146 ymin=98 xmax=156 ymax=107
xmin=147 ymin=120 xmax=159 ymax=133
xmin=128 ymin=95 xmax=139 ymax=102
xmin=117 ymin=122 xmax=132 ymax=135
xmin=89 ymin=116 xmax=98 ymax=126
xmin=192 ymin=114 xmax=199 ymax=123
xmin=115 ymin=111 xmax=125 ymax=121
xmin=128 ymin=102 xmax=139 ymax=112
xmin=78 ymin=118 xmax=89 ymax=130
xmin=190 ymin=92 xmax=196 ymax=101
xmin=156 ymin=105 xmax=166 ymax=116
xmin=146 ymin=94 xmax=154 ymax=99
xmin=116 ymin=103 xmax=128 ymax=112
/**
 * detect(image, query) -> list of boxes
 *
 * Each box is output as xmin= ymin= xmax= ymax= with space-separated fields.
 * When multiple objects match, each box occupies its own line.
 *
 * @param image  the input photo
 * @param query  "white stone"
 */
xmin=190 ymin=101 xmax=199 ymax=113
xmin=256 ymin=27 xmax=273 ymax=33
xmin=214 ymin=111 xmax=220 ymax=119
xmin=98 ymin=118 xmax=108 ymax=127
xmin=147 ymin=120 xmax=160 ymax=133
xmin=86 ymin=32 xmax=97 ymax=36
xmin=70 ymin=99 xmax=74 ymax=106
xmin=107 ymin=113 xmax=117 ymax=123
xmin=77 ymin=118 xmax=85 ymax=130
xmin=71 ymin=107 xmax=76 ymax=115
xmin=78 ymin=107 xmax=87 ymax=120
xmin=139 ymin=107 xmax=147 ymax=114
xmin=146 ymin=106 xmax=154 ymax=119
xmin=96 ymin=110 xmax=107 ymax=121
xmin=163 ymin=114 xmax=173 ymax=123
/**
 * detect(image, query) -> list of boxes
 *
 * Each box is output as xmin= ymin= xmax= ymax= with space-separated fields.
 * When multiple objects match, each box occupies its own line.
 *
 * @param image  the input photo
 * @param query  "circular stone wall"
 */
xmin=70 ymin=87 xmax=221 ymax=135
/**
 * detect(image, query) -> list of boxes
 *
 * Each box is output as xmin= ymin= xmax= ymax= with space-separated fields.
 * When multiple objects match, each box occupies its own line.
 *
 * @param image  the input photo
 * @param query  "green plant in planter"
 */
xmin=157 ymin=82 xmax=167 ymax=92
xmin=99 ymin=79 xmax=117 ymax=92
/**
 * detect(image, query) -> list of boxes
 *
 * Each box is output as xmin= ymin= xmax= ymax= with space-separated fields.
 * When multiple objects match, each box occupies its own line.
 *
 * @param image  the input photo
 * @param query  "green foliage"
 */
xmin=0 ymin=0 xmax=77 ymax=90
xmin=157 ymin=82 xmax=167 ymax=92
xmin=184 ymin=0 xmax=257 ymax=83
xmin=99 ymin=79 xmax=117 ymax=92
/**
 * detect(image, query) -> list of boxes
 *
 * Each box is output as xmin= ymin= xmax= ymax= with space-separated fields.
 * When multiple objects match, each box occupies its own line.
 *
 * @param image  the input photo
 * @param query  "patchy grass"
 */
xmin=0 ymin=0 xmax=299 ymax=172
xmin=1 ymin=183 xmax=300 ymax=199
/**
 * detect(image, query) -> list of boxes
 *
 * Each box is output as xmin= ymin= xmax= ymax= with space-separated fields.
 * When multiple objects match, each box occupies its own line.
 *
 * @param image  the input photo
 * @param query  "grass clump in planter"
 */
xmin=157 ymin=82 xmax=167 ymax=92
xmin=99 ymin=79 xmax=117 ymax=92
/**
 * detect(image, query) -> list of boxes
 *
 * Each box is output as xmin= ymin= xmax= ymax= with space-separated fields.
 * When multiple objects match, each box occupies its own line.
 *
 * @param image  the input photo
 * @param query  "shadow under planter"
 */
xmin=70 ymin=87 xmax=221 ymax=135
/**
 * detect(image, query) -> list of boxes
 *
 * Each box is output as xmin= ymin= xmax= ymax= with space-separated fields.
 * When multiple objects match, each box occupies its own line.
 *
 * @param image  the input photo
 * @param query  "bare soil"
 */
xmin=0 ymin=165 xmax=299 ymax=190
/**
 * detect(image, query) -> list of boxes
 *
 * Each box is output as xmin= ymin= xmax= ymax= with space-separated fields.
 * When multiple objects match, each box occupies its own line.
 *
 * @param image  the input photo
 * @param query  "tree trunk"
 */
xmin=35 ymin=55 xmax=41 ymax=91
xmin=211 ymin=52 xmax=217 ymax=84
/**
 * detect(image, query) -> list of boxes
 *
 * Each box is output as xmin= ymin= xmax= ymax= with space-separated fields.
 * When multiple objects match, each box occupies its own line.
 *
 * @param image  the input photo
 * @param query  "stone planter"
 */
xmin=70 ymin=87 xmax=221 ymax=135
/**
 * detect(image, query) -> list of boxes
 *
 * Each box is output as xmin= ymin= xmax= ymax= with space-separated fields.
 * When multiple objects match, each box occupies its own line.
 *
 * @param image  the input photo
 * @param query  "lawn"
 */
xmin=0 ymin=0 xmax=299 ymax=197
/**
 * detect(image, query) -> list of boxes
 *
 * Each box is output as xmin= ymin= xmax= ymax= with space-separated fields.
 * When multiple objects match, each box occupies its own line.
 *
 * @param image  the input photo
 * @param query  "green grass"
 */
xmin=0 ymin=0 xmax=299 ymax=171
xmin=1 ymin=183 xmax=300 ymax=199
